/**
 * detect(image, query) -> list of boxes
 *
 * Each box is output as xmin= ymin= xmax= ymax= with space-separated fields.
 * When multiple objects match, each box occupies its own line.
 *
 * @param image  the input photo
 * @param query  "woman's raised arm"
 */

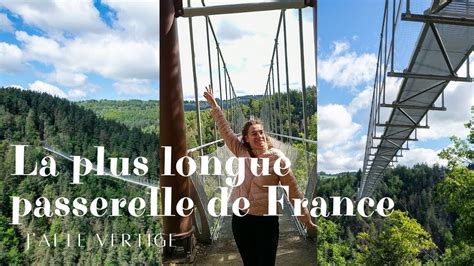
xmin=204 ymin=85 xmax=247 ymax=156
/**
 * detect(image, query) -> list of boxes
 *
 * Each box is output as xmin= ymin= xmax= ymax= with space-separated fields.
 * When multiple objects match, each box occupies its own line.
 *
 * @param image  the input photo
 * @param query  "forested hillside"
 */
xmin=77 ymin=86 xmax=316 ymax=154
xmin=182 ymin=86 xmax=317 ymax=153
xmin=77 ymin=100 xmax=159 ymax=135
xmin=3 ymin=86 xmax=470 ymax=265
xmin=0 ymin=88 xmax=160 ymax=264
xmin=315 ymin=124 xmax=473 ymax=265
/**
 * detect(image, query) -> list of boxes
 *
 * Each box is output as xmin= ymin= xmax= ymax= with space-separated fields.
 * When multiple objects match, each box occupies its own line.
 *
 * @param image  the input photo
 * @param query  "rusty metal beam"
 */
xmin=160 ymin=0 xmax=194 ymax=261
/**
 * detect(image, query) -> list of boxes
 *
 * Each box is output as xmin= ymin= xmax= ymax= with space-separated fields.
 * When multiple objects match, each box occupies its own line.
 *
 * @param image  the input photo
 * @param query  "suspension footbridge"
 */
xmin=43 ymin=0 xmax=472 ymax=264
xmin=359 ymin=0 xmax=473 ymax=199
xmin=162 ymin=0 xmax=318 ymax=263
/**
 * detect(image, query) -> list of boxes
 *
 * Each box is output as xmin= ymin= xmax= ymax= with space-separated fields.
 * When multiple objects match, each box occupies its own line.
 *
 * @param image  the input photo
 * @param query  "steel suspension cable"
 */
xmin=283 ymin=11 xmax=292 ymax=138
xmin=298 ymin=8 xmax=311 ymax=179
xmin=188 ymin=0 xmax=203 ymax=152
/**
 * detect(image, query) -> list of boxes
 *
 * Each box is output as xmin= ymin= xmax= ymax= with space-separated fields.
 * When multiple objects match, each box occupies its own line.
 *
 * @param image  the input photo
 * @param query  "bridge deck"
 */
xmin=194 ymin=205 xmax=316 ymax=265
xmin=360 ymin=0 xmax=474 ymax=198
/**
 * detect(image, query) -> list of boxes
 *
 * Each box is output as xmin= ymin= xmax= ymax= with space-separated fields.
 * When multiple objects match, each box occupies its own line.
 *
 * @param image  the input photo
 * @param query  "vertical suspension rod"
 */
xmin=272 ymin=65 xmax=278 ymax=135
xmin=205 ymin=15 xmax=217 ymax=145
xmin=383 ymin=0 xmax=388 ymax=104
xmin=188 ymin=0 xmax=203 ymax=150
xmin=283 ymin=11 xmax=292 ymax=138
xmin=298 ymin=8 xmax=311 ymax=179
xmin=224 ymin=65 xmax=228 ymax=119
xmin=217 ymin=44 xmax=223 ymax=109
xmin=275 ymin=38 xmax=283 ymax=137
xmin=263 ymin=11 xmax=284 ymax=131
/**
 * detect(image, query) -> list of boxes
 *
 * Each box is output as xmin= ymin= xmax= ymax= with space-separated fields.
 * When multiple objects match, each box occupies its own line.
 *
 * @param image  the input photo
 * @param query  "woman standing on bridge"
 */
xmin=204 ymin=85 xmax=316 ymax=265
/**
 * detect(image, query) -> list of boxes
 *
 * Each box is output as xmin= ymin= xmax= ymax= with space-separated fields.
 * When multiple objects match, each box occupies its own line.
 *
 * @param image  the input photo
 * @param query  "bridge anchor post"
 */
xmin=161 ymin=0 xmax=195 ymax=263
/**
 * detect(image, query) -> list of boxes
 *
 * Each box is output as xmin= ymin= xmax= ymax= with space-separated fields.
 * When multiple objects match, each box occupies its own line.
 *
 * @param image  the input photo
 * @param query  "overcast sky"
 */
xmin=0 ymin=0 xmax=471 ymax=173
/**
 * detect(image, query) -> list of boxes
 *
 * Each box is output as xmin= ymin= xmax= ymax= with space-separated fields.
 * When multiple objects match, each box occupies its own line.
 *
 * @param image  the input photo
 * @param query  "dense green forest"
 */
xmin=315 ymin=124 xmax=473 ymax=265
xmin=1 ymin=86 xmax=471 ymax=265
xmin=77 ymin=100 xmax=159 ymax=135
xmin=0 ymin=88 xmax=160 ymax=264
xmin=0 ymin=87 xmax=316 ymax=264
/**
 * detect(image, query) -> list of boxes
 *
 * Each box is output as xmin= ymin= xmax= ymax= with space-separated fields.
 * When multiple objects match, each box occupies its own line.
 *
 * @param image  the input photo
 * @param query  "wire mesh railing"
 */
xmin=188 ymin=143 xmax=237 ymax=242
xmin=258 ymin=8 xmax=317 ymax=237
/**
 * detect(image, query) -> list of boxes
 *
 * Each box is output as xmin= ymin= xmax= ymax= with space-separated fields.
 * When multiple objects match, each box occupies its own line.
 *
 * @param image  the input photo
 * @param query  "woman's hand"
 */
xmin=204 ymin=85 xmax=219 ymax=109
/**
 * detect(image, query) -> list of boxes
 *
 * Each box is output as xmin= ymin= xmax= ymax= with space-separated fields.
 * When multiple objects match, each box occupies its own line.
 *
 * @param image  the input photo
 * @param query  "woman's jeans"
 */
xmin=232 ymin=213 xmax=279 ymax=266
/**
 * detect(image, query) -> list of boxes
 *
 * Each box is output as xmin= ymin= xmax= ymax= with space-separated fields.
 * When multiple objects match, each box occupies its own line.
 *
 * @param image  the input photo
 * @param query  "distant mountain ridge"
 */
xmin=183 ymin=94 xmax=263 ymax=111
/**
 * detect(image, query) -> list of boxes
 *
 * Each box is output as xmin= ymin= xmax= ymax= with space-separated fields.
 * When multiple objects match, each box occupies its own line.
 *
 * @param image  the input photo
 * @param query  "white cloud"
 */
xmin=0 ymin=13 xmax=14 ymax=32
xmin=332 ymin=41 xmax=349 ymax=56
xmin=217 ymin=20 xmax=253 ymax=41
xmin=68 ymin=88 xmax=87 ymax=99
xmin=318 ymin=135 xmax=366 ymax=173
xmin=417 ymin=82 xmax=471 ymax=140
xmin=318 ymin=40 xmax=403 ymax=180
xmin=28 ymin=80 xmax=88 ymax=99
xmin=78 ymin=83 xmax=99 ymax=93
xmin=46 ymin=70 xmax=87 ymax=87
xmin=317 ymin=40 xmax=396 ymax=173
xmin=348 ymin=86 xmax=372 ymax=114
xmin=318 ymin=104 xmax=361 ymax=149
xmin=0 ymin=0 xmax=107 ymax=38
xmin=16 ymin=31 xmax=158 ymax=81
xmin=397 ymin=148 xmax=447 ymax=167
xmin=100 ymin=0 xmax=158 ymax=42
xmin=0 ymin=42 xmax=23 ymax=72
xmin=16 ymin=31 xmax=61 ymax=62
xmin=345 ymin=71 xmax=402 ymax=116
xmin=319 ymin=43 xmax=377 ymax=88
xmin=114 ymin=79 xmax=154 ymax=96
xmin=319 ymin=149 xmax=361 ymax=173
xmin=28 ymin=80 xmax=67 ymax=98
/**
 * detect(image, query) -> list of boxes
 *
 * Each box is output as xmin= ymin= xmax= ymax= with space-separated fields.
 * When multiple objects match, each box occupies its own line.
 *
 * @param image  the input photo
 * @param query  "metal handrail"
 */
xmin=267 ymin=132 xmax=318 ymax=145
xmin=42 ymin=144 xmax=158 ymax=188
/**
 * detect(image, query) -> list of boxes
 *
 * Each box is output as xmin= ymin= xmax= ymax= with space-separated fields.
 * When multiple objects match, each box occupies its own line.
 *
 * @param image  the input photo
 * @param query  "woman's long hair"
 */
xmin=241 ymin=119 xmax=273 ymax=157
